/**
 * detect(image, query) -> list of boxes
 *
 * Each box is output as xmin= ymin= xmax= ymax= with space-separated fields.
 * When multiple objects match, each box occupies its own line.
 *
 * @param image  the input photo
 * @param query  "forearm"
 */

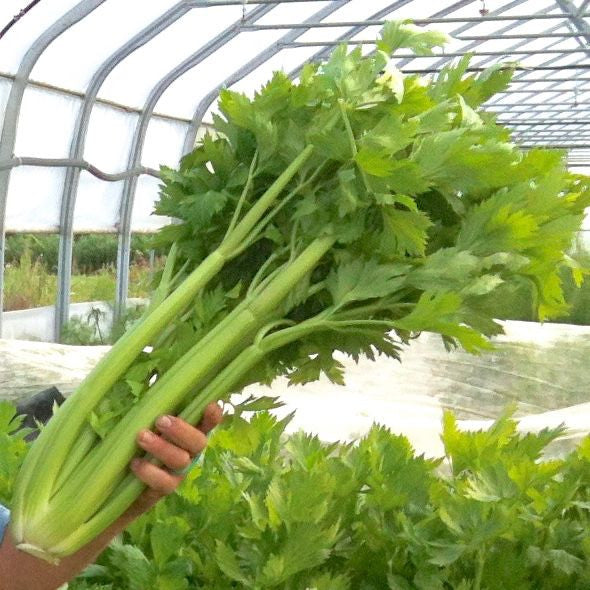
xmin=0 ymin=507 xmax=141 ymax=590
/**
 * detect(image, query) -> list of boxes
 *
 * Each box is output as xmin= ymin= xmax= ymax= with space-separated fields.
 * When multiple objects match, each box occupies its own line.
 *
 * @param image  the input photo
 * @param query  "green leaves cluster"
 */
xmin=0 ymin=402 xmax=31 ymax=506
xmin=96 ymin=20 xmax=590 ymax=438
xmin=64 ymin=409 xmax=590 ymax=590
xmin=151 ymin=18 xmax=590 ymax=400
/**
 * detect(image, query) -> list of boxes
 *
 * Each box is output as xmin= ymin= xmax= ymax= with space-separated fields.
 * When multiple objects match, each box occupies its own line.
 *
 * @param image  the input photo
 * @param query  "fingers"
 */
xmin=136 ymin=429 xmax=192 ymax=471
xmin=131 ymin=404 xmax=223 ymax=498
xmin=154 ymin=415 xmax=208 ymax=456
xmin=198 ymin=402 xmax=224 ymax=434
xmin=130 ymin=459 xmax=183 ymax=495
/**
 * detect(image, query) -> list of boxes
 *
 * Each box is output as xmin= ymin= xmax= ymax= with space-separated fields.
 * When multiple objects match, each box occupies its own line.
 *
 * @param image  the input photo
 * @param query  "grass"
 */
xmin=3 ymin=249 xmax=156 ymax=312
xmin=4 ymin=241 xmax=590 ymax=328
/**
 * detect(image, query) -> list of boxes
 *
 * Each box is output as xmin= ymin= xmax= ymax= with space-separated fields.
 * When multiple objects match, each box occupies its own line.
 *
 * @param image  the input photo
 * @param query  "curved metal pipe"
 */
xmin=0 ymin=157 xmax=160 ymax=180
xmin=55 ymin=1 xmax=192 ymax=340
xmin=0 ymin=0 xmax=106 ymax=337
xmin=115 ymin=3 xmax=277 ymax=320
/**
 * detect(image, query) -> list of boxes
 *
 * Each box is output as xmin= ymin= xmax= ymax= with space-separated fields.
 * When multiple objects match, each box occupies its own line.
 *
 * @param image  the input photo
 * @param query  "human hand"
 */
xmin=0 ymin=403 xmax=223 ymax=590
xmin=126 ymin=402 xmax=223 ymax=517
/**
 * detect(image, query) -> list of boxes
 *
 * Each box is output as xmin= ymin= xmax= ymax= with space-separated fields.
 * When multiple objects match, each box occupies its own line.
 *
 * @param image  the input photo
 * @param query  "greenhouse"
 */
xmin=0 ymin=0 xmax=590 ymax=588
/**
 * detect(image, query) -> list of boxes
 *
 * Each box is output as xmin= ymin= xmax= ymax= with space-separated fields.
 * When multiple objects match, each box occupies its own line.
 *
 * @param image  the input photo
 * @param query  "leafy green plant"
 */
xmin=61 ymin=304 xmax=146 ymax=346
xmin=61 ymin=408 xmax=590 ymax=590
xmin=477 ymin=238 xmax=590 ymax=325
xmin=0 ymin=403 xmax=32 ymax=507
xmin=556 ymin=239 xmax=590 ymax=325
xmin=11 ymin=21 xmax=590 ymax=562
xmin=3 ymin=260 xmax=153 ymax=312
xmin=5 ymin=233 xmax=158 ymax=274
xmin=1 ymin=398 xmax=589 ymax=588
xmin=72 ymin=233 xmax=163 ymax=273
xmin=3 ymin=247 xmax=54 ymax=311
xmin=5 ymin=234 xmax=59 ymax=271
xmin=72 ymin=235 xmax=118 ymax=274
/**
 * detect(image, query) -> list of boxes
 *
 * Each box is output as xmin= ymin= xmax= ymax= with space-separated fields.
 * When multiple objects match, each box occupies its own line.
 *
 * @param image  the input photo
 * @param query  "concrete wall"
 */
xmin=1 ymin=299 xmax=145 ymax=342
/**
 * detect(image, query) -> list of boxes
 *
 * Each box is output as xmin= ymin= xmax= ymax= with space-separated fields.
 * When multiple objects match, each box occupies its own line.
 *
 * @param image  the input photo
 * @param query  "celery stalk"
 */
xmin=16 ymin=236 xmax=332 ymax=558
xmin=11 ymin=146 xmax=315 ymax=546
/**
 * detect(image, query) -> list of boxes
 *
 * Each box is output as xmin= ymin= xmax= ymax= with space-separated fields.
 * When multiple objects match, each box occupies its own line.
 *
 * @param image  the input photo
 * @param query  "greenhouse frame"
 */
xmin=0 ymin=0 xmax=589 ymax=341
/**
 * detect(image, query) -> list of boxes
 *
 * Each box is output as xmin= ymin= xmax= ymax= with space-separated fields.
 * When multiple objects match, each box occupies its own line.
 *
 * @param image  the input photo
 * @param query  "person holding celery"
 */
xmin=0 ymin=403 xmax=222 ymax=590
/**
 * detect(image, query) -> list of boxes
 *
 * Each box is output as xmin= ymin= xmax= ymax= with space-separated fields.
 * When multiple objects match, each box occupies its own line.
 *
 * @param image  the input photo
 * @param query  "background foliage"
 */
xmin=1 ymin=401 xmax=589 ymax=589
xmin=4 ymin=233 xmax=590 ymax=327
xmin=2 ymin=234 xmax=158 ymax=318
xmin=4 ymin=233 xmax=158 ymax=273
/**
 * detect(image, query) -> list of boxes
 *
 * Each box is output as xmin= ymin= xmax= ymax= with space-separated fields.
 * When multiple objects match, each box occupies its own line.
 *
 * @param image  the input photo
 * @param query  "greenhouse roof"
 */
xmin=0 ymin=0 xmax=589 ymax=338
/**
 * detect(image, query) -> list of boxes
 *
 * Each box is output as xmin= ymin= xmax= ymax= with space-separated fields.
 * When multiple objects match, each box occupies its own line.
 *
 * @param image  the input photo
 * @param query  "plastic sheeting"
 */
xmin=1 ymin=320 xmax=589 ymax=457
xmin=260 ymin=320 xmax=590 ymax=456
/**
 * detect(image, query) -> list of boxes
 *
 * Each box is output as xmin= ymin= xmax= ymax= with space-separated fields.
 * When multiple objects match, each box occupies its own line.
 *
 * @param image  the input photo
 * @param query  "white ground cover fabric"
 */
xmin=1 ymin=320 xmax=589 ymax=457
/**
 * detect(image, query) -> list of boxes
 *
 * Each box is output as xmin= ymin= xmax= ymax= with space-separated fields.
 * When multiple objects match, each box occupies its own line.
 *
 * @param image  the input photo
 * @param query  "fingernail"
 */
xmin=139 ymin=430 xmax=154 ymax=444
xmin=157 ymin=415 xmax=173 ymax=429
xmin=131 ymin=458 xmax=141 ymax=470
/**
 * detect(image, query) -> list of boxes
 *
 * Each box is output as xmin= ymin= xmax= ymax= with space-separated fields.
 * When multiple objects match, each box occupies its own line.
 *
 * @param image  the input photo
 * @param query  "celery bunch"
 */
xmin=11 ymin=22 xmax=590 ymax=562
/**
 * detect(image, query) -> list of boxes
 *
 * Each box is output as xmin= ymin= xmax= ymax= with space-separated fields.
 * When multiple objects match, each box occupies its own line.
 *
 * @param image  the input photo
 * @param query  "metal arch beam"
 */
xmin=514 ymin=132 xmax=590 ymax=140
xmin=286 ymin=0 xmax=417 ymax=78
xmin=287 ymin=0 xmax=475 ymax=81
xmin=493 ymin=110 xmax=590 ymax=119
xmin=432 ymin=2 xmax=570 ymax=76
xmin=0 ymin=0 xmax=106 ymax=337
xmin=283 ymin=46 xmax=590 ymax=57
xmin=483 ymin=13 xmax=590 ymax=106
xmin=555 ymin=0 xmax=590 ymax=58
xmin=421 ymin=6 xmax=563 ymax=76
xmin=488 ymin=101 xmax=590 ymax=106
xmin=409 ymin=3 xmax=589 ymax=126
xmin=55 ymin=1 xmax=192 ymax=341
xmin=280 ymin=31 xmax=590 ymax=41
xmin=258 ymin=13 xmax=590 ymax=25
xmin=500 ymin=87 xmax=590 ymax=94
xmin=182 ymin=0 xmax=355 ymax=154
xmin=494 ymin=108 xmax=590 ymax=117
xmin=114 ymin=3 xmax=278 ymax=321
xmin=515 ymin=128 xmax=590 ymax=134
xmin=243 ymin=26 xmax=590 ymax=38
xmin=505 ymin=77 xmax=590 ymax=83
xmin=475 ymin=36 xmax=590 ymax=110
xmin=403 ymin=64 xmax=590 ymax=72
xmin=397 ymin=0 xmax=532 ymax=70
xmin=513 ymin=123 xmax=590 ymax=135
xmin=511 ymin=121 xmax=590 ymax=139
xmin=499 ymin=119 xmax=590 ymax=125
xmin=485 ymin=55 xmax=590 ymax=117
xmin=521 ymin=143 xmax=590 ymax=148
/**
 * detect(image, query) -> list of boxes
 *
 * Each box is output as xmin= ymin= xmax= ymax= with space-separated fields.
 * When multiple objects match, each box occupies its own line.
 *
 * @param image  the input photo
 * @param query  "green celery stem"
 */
xmin=11 ymin=144 xmax=315 ymax=543
xmin=25 ymin=303 xmax=261 ymax=548
xmin=49 ymin=313 xmax=328 ymax=557
xmin=21 ymin=236 xmax=333 ymax=554
xmin=52 ymin=426 xmax=97 ymax=493
xmin=50 ymin=346 xmax=266 ymax=557
xmin=12 ymin=249 xmax=226 ymax=539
